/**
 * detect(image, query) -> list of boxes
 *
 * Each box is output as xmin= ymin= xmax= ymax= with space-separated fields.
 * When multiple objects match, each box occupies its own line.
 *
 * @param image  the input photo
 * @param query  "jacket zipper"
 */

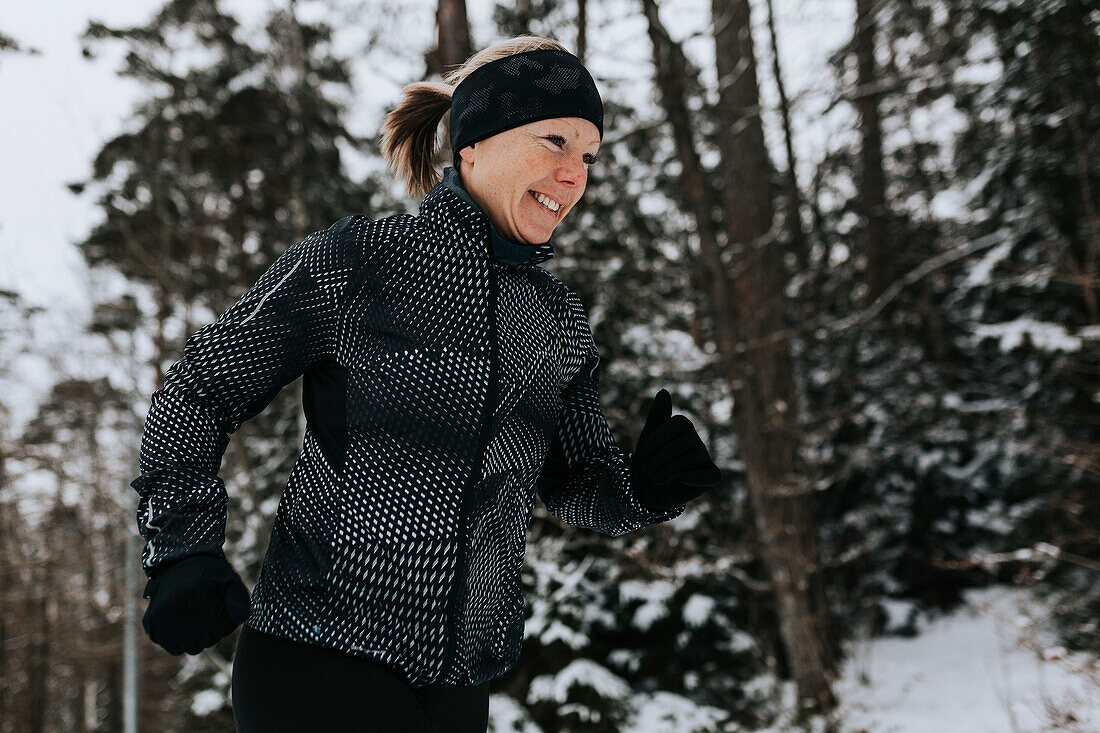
xmin=439 ymin=257 xmax=501 ymax=682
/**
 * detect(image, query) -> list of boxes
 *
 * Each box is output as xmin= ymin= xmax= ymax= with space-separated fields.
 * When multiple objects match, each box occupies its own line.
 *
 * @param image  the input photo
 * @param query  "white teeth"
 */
xmin=531 ymin=191 xmax=560 ymax=212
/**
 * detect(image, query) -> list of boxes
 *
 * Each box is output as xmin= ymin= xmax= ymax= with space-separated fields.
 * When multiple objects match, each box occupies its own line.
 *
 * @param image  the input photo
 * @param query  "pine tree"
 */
xmin=70 ymin=0 xmax=394 ymax=727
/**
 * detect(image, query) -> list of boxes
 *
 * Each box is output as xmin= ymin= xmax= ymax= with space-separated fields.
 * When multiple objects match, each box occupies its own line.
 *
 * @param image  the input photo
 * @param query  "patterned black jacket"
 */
xmin=130 ymin=165 xmax=685 ymax=688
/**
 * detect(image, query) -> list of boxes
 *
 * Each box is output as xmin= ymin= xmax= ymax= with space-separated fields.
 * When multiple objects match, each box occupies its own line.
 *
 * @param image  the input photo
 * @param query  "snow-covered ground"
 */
xmin=488 ymin=585 xmax=1100 ymax=732
xmin=829 ymin=585 xmax=1100 ymax=733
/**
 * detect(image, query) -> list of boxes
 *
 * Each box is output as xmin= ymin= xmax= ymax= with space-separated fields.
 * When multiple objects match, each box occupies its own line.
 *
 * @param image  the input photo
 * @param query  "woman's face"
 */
xmin=456 ymin=117 xmax=601 ymax=245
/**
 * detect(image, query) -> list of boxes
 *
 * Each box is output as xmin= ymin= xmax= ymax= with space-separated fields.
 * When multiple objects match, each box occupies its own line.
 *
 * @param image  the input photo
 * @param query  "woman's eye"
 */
xmin=547 ymin=136 xmax=598 ymax=165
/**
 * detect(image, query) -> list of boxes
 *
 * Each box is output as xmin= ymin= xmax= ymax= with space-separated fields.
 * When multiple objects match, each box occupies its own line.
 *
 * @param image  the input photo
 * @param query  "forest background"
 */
xmin=1 ymin=0 xmax=1098 ymax=730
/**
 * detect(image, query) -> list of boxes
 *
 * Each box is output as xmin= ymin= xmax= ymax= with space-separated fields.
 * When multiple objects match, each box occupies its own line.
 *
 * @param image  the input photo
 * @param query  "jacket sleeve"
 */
xmin=129 ymin=215 xmax=361 ymax=578
xmin=536 ymin=287 xmax=687 ymax=536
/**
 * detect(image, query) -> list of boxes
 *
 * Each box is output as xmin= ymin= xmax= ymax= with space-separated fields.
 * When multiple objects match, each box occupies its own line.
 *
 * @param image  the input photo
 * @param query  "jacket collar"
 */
xmin=419 ymin=166 xmax=555 ymax=269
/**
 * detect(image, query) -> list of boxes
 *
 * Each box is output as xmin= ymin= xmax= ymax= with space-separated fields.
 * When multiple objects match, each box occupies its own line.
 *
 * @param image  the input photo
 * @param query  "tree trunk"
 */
xmin=432 ymin=0 xmax=474 ymax=170
xmin=577 ymin=0 xmax=588 ymax=64
xmin=710 ymin=0 xmax=837 ymax=715
xmin=639 ymin=0 xmax=726 ymax=356
xmin=27 ymin=590 xmax=50 ymax=733
xmin=856 ymin=0 xmax=889 ymax=303
xmin=764 ymin=0 xmax=809 ymax=277
xmin=432 ymin=0 xmax=473 ymax=79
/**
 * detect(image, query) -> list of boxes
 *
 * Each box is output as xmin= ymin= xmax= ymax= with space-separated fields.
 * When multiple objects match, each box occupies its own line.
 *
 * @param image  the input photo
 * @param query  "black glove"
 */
xmin=630 ymin=389 xmax=722 ymax=511
xmin=142 ymin=553 xmax=251 ymax=656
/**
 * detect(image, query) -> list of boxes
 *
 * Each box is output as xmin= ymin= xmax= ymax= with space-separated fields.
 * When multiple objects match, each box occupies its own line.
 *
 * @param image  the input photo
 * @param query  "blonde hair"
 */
xmin=379 ymin=35 xmax=570 ymax=200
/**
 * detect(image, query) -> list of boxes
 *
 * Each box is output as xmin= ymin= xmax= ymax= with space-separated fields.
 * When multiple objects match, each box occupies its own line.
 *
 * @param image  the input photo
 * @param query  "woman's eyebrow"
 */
xmin=533 ymin=127 xmax=600 ymax=152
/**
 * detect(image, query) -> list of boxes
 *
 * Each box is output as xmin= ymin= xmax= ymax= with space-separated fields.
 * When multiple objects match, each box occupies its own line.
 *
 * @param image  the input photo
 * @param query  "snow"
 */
xmin=527 ymin=659 xmax=632 ymax=705
xmin=620 ymin=325 xmax=713 ymax=370
xmin=969 ymin=317 xmax=1084 ymax=353
xmin=619 ymin=578 xmax=677 ymax=631
xmin=681 ymin=593 xmax=716 ymax=628
xmin=878 ymin=598 xmax=919 ymax=635
xmin=620 ymin=691 xmax=732 ymax=733
xmin=488 ymin=693 xmax=544 ymax=732
xmin=498 ymin=585 xmax=1100 ymax=732
xmin=830 ymin=585 xmax=1100 ymax=733
xmin=963 ymin=238 xmax=1015 ymax=288
xmin=189 ymin=689 xmax=224 ymax=717
xmin=537 ymin=619 xmax=589 ymax=650
xmin=608 ymin=648 xmax=643 ymax=674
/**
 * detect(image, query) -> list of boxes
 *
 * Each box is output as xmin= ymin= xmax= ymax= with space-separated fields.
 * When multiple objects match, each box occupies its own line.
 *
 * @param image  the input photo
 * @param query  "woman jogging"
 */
xmin=130 ymin=35 xmax=722 ymax=732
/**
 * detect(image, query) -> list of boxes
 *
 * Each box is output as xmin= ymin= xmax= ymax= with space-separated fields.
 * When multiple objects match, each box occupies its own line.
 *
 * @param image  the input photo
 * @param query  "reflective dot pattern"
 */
xmin=130 ymin=177 xmax=685 ymax=688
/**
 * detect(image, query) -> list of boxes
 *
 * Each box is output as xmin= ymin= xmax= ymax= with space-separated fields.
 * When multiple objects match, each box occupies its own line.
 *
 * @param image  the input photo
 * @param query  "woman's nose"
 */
xmin=554 ymin=155 xmax=587 ymax=186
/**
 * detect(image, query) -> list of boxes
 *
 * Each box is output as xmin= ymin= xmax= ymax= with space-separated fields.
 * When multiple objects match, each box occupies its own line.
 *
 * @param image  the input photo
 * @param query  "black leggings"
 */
xmin=231 ymin=624 xmax=490 ymax=732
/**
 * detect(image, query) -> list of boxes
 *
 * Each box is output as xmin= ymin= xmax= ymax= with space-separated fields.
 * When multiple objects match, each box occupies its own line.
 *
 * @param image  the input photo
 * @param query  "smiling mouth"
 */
xmin=528 ymin=190 xmax=563 ymax=217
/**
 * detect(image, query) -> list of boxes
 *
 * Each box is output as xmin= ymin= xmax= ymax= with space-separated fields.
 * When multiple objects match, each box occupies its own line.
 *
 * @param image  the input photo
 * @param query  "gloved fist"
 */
xmin=630 ymin=388 xmax=722 ymax=511
xmin=142 ymin=553 xmax=251 ymax=656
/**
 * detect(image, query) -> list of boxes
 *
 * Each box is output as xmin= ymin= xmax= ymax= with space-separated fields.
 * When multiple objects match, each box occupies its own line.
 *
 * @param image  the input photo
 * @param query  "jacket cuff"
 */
xmin=130 ymin=466 xmax=228 ymax=573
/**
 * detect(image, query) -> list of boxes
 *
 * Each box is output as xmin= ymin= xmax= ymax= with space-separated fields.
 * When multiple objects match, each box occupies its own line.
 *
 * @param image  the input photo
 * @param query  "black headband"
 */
xmin=449 ymin=48 xmax=604 ymax=168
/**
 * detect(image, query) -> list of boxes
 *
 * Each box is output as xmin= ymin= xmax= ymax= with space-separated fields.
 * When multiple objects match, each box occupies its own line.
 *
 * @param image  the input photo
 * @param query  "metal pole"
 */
xmin=89 ymin=296 xmax=144 ymax=731
xmin=124 ymin=533 xmax=138 ymax=733
xmin=123 ymin=329 xmax=140 ymax=733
